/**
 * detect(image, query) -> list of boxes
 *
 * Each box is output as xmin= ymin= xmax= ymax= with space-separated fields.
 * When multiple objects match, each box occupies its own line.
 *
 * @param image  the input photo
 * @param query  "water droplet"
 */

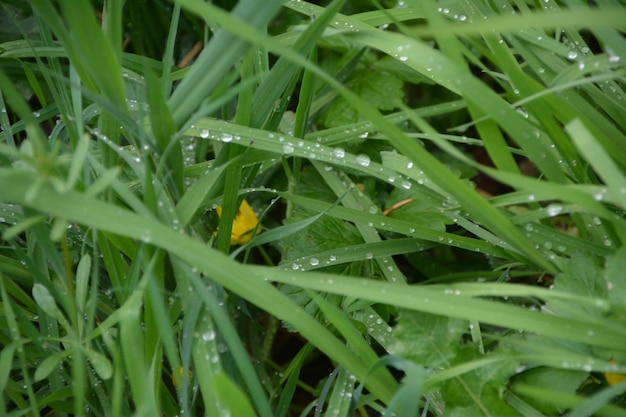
xmin=200 ymin=129 xmax=210 ymax=139
xmin=222 ymin=133 xmax=233 ymax=142
xmin=309 ymin=258 xmax=319 ymax=266
xmin=140 ymin=231 xmax=152 ymax=243
xmin=283 ymin=143 xmax=295 ymax=154
xmin=333 ymin=148 xmax=346 ymax=159
xmin=355 ymin=154 xmax=370 ymax=167
xmin=365 ymin=252 xmax=373 ymax=259
xmin=567 ymin=50 xmax=578 ymax=60
xmin=202 ymin=331 xmax=216 ymax=341
xmin=607 ymin=48 xmax=621 ymax=63
xmin=546 ymin=204 xmax=563 ymax=217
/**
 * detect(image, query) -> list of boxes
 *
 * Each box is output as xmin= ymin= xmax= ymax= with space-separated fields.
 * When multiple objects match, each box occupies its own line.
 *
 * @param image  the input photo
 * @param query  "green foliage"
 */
xmin=323 ymin=68 xmax=404 ymax=127
xmin=1 ymin=0 xmax=626 ymax=416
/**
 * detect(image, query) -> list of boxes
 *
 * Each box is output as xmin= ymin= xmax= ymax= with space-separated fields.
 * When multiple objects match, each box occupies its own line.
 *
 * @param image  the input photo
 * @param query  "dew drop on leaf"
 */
xmin=201 ymin=331 xmax=216 ymax=342
xmin=546 ymin=204 xmax=562 ymax=217
xmin=333 ymin=147 xmax=346 ymax=159
xmin=355 ymin=154 xmax=371 ymax=167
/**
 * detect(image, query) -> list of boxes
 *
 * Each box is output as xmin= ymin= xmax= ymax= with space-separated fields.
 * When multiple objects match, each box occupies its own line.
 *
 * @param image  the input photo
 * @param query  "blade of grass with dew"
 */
xmin=5 ymin=168 xmax=622 ymax=352
xmin=176 ymin=0 xmax=559 ymax=272
xmin=566 ymin=119 xmax=626 ymax=210
xmin=0 ymin=171 xmax=398 ymax=404
xmin=390 ymin=107 xmax=624 ymax=249
xmin=287 ymin=1 xmax=566 ymax=181
xmin=185 ymin=270 xmax=274 ymax=417
xmin=312 ymin=161 xmax=407 ymax=283
xmin=324 ymin=367 xmax=354 ymax=417
xmin=279 ymin=238 xmax=435 ymax=273
xmin=277 ymin=192 xmax=518 ymax=258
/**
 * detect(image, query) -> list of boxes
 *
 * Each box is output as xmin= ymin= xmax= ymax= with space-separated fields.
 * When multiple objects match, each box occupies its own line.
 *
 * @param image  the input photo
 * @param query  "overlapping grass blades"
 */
xmin=0 ymin=0 xmax=625 ymax=415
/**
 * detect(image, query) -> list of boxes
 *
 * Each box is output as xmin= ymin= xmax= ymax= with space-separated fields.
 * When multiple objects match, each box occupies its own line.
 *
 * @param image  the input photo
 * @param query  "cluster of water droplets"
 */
xmin=437 ymin=6 xmax=468 ymax=22
xmin=188 ymin=123 xmax=420 ymax=193
xmin=125 ymin=98 xmax=150 ymax=112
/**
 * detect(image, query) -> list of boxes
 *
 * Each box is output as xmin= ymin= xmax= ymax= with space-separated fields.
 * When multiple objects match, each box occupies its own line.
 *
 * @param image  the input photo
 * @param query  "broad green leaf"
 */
xmin=324 ymin=69 xmax=404 ymax=127
xmin=440 ymin=346 xmax=518 ymax=417
xmin=549 ymin=254 xmax=607 ymax=320
xmin=277 ymin=207 xmax=363 ymax=263
xmin=389 ymin=310 xmax=467 ymax=367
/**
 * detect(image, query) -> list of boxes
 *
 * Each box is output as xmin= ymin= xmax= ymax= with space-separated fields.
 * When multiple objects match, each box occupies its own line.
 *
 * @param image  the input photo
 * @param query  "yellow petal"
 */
xmin=606 ymin=360 xmax=626 ymax=387
xmin=215 ymin=199 xmax=261 ymax=245
xmin=172 ymin=366 xmax=192 ymax=389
